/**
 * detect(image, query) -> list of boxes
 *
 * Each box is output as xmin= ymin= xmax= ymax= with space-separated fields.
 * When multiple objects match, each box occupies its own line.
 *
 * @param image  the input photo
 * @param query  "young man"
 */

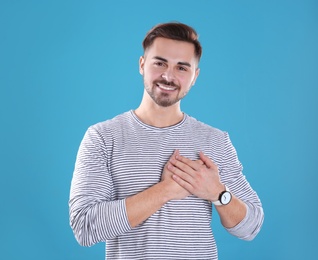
xmin=69 ymin=22 xmax=264 ymax=259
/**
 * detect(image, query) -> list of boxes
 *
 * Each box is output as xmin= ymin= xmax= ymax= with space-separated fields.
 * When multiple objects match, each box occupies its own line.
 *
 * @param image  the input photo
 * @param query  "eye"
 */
xmin=178 ymin=66 xmax=187 ymax=71
xmin=154 ymin=61 xmax=165 ymax=67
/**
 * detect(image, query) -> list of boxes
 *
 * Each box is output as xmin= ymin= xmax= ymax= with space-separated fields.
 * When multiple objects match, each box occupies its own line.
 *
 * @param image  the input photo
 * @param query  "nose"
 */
xmin=161 ymin=68 xmax=175 ymax=82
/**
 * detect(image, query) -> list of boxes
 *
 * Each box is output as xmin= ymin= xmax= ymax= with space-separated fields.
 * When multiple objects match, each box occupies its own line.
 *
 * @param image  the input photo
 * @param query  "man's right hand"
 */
xmin=161 ymin=150 xmax=191 ymax=200
xmin=126 ymin=150 xmax=203 ymax=228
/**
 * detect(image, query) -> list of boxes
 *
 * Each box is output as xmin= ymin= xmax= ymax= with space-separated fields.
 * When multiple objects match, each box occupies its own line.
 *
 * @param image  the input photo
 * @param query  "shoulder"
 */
xmin=185 ymin=114 xmax=226 ymax=138
xmin=89 ymin=111 xmax=131 ymax=132
xmin=81 ymin=111 xmax=133 ymax=144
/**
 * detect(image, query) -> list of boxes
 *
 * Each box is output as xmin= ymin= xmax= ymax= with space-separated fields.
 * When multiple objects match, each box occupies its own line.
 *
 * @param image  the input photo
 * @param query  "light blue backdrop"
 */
xmin=1 ymin=0 xmax=317 ymax=259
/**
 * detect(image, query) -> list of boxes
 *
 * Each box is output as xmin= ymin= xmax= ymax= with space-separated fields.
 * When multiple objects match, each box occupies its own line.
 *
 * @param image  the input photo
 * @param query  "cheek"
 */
xmin=145 ymin=67 xmax=163 ymax=80
xmin=179 ymin=75 xmax=194 ymax=87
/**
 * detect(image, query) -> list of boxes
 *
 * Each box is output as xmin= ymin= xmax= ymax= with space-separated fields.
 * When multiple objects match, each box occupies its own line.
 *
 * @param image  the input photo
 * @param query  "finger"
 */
xmin=166 ymin=150 xmax=178 ymax=168
xmin=168 ymin=161 xmax=193 ymax=181
xmin=176 ymin=154 xmax=202 ymax=171
xmin=195 ymin=159 xmax=204 ymax=165
xmin=199 ymin=152 xmax=216 ymax=169
xmin=170 ymin=158 xmax=198 ymax=178
xmin=172 ymin=174 xmax=193 ymax=193
xmin=170 ymin=149 xmax=178 ymax=159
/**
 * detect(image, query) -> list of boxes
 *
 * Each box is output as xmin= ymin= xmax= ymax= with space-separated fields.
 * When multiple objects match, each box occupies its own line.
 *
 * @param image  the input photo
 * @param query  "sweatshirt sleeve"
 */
xmin=219 ymin=132 xmax=264 ymax=241
xmin=69 ymin=126 xmax=131 ymax=246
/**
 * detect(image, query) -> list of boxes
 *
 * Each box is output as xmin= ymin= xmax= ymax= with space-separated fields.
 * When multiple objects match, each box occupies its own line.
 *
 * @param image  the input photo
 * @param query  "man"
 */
xmin=69 ymin=22 xmax=264 ymax=259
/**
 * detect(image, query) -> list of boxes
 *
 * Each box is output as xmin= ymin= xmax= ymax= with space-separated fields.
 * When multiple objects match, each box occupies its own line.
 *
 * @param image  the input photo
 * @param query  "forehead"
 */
xmin=145 ymin=37 xmax=197 ymax=64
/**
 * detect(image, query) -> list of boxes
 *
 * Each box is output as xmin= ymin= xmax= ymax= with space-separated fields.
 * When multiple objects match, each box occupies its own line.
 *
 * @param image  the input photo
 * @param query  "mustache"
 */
xmin=154 ymin=79 xmax=179 ymax=88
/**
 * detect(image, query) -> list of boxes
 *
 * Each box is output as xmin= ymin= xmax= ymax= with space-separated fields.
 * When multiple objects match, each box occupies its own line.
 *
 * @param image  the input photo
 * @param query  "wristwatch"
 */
xmin=212 ymin=185 xmax=232 ymax=206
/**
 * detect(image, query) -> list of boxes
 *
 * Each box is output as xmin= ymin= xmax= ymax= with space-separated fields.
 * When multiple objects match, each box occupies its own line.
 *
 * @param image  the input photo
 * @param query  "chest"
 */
xmin=106 ymin=128 xmax=218 ymax=199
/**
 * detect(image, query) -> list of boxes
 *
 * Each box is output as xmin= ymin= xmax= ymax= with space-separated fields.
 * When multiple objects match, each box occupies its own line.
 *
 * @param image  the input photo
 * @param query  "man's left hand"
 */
xmin=168 ymin=151 xmax=224 ymax=202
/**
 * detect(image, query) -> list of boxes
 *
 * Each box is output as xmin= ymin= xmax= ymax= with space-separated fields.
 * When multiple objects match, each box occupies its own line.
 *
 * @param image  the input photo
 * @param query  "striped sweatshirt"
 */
xmin=69 ymin=110 xmax=264 ymax=259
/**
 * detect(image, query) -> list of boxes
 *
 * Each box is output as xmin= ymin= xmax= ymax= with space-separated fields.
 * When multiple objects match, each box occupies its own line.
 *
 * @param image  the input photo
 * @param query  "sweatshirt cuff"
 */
xmin=225 ymin=202 xmax=263 ymax=241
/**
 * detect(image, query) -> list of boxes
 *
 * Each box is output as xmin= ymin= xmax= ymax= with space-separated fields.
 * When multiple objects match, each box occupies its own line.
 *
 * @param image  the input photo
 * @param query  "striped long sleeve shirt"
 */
xmin=69 ymin=110 xmax=264 ymax=259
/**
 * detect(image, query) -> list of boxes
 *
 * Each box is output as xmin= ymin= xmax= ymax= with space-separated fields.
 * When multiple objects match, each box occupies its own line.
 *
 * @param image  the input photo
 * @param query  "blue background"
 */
xmin=1 ymin=0 xmax=317 ymax=259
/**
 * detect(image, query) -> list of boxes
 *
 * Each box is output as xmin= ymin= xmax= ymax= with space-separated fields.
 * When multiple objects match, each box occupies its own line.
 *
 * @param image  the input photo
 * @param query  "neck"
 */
xmin=134 ymin=94 xmax=184 ymax=128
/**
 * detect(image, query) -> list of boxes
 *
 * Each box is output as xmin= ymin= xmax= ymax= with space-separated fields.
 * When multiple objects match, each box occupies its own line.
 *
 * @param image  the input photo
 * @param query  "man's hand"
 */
xmin=161 ymin=150 xmax=190 ymax=200
xmin=168 ymin=151 xmax=224 ymax=202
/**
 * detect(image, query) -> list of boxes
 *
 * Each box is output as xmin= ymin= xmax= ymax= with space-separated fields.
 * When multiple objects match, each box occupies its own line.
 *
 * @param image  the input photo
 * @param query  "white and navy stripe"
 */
xmin=69 ymin=110 xmax=264 ymax=259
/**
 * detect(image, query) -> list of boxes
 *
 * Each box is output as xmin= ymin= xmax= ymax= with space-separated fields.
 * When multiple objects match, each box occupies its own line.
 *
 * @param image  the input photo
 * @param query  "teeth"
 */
xmin=157 ymin=84 xmax=176 ymax=91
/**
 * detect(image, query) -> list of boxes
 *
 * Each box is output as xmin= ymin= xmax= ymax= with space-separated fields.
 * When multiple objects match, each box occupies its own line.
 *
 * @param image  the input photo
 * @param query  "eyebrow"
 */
xmin=153 ymin=56 xmax=192 ymax=68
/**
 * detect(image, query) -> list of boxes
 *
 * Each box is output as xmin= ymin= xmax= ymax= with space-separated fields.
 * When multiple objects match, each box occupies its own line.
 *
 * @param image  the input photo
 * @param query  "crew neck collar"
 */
xmin=129 ymin=110 xmax=187 ymax=130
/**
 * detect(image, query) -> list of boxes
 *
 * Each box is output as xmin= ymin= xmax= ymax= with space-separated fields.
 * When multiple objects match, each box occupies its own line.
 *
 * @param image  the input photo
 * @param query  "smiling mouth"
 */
xmin=156 ymin=83 xmax=177 ymax=91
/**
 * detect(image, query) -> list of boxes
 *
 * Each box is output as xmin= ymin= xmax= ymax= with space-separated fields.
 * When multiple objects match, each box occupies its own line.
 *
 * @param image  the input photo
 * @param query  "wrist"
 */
xmin=210 ymin=183 xmax=225 ymax=202
xmin=212 ymin=185 xmax=232 ymax=206
xmin=157 ymin=181 xmax=173 ymax=204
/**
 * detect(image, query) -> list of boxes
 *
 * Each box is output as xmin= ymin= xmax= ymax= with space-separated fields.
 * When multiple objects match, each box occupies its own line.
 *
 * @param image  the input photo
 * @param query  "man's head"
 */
xmin=139 ymin=22 xmax=201 ymax=108
xmin=142 ymin=22 xmax=202 ymax=63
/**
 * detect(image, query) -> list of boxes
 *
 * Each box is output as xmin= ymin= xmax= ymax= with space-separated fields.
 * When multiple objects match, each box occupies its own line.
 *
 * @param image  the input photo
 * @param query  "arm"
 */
xmin=169 ymin=133 xmax=264 ymax=240
xmin=69 ymin=129 xmax=188 ymax=245
xmin=69 ymin=127 xmax=131 ymax=246
xmin=126 ymin=150 xmax=190 ymax=227
xmin=169 ymin=151 xmax=247 ymax=228
xmin=220 ymin=133 xmax=264 ymax=240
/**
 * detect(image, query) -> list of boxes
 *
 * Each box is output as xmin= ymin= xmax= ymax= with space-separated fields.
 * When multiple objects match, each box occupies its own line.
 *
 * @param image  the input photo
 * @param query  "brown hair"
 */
xmin=142 ymin=22 xmax=202 ymax=61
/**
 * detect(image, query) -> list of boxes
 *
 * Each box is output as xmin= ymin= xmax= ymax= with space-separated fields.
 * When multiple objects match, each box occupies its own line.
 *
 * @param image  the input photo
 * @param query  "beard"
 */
xmin=144 ymin=78 xmax=188 ymax=107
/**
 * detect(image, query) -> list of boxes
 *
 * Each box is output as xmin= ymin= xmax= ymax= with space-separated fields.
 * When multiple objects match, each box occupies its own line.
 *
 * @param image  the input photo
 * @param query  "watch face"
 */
xmin=221 ymin=191 xmax=232 ymax=205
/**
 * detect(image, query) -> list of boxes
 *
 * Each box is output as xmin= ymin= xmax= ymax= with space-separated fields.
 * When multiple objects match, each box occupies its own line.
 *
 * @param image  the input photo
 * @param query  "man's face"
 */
xmin=139 ymin=37 xmax=200 ymax=107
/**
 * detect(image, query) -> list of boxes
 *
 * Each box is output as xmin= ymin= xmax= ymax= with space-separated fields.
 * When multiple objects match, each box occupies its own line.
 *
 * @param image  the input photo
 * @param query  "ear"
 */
xmin=191 ymin=67 xmax=200 ymax=86
xmin=139 ymin=56 xmax=145 ymax=75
